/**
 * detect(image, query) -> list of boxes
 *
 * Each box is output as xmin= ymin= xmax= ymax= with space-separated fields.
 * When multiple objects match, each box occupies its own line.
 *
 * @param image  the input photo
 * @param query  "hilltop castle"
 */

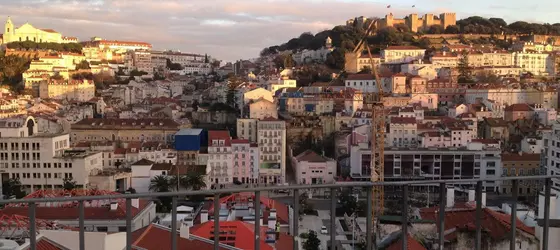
xmin=377 ymin=12 xmax=456 ymax=32
xmin=348 ymin=12 xmax=457 ymax=33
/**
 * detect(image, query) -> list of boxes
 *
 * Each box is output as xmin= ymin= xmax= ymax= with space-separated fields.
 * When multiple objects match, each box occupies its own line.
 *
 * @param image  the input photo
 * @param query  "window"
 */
xmin=97 ymin=227 xmax=108 ymax=232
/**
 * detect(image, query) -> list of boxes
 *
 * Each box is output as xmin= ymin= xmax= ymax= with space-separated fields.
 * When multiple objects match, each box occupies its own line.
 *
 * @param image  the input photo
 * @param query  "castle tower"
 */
xmin=4 ymin=16 xmax=14 ymax=44
xmin=423 ymin=14 xmax=435 ymax=30
xmin=325 ymin=36 xmax=332 ymax=49
xmin=385 ymin=13 xmax=394 ymax=28
xmin=440 ymin=13 xmax=457 ymax=29
xmin=408 ymin=14 xmax=419 ymax=33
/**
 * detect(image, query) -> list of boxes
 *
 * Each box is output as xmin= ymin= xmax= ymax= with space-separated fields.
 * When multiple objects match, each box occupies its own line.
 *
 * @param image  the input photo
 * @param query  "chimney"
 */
xmin=131 ymin=198 xmax=139 ymax=209
xmin=180 ymin=223 xmax=190 ymax=239
xmin=200 ymin=210 xmax=209 ymax=223
xmin=446 ymin=187 xmax=455 ymax=208
xmin=268 ymin=209 xmax=277 ymax=230
xmin=110 ymin=202 xmax=118 ymax=211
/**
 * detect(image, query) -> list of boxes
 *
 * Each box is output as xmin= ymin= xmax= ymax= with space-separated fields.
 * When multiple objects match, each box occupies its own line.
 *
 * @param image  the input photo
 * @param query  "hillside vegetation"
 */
xmin=261 ymin=16 xmax=560 ymax=60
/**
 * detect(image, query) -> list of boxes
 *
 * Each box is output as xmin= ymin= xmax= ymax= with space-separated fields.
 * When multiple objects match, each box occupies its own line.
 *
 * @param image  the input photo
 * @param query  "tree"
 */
xmin=338 ymin=188 xmax=359 ymax=215
xmin=284 ymin=54 xmax=295 ymax=68
xmin=149 ymin=175 xmax=172 ymax=193
xmin=226 ymin=76 xmax=243 ymax=109
xmin=2 ymin=178 xmax=26 ymax=199
xmin=130 ymin=69 xmax=148 ymax=77
xmin=166 ymin=59 xmax=183 ymax=70
xmin=445 ymin=25 xmax=460 ymax=34
xmin=325 ymin=49 xmax=345 ymax=70
xmin=457 ymin=51 xmax=474 ymax=84
xmin=427 ymin=25 xmax=445 ymax=34
xmin=302 ymin=230 xmax=321 ymax=250
xmin=75 ymin=60 xmax=90 ymax=70
xmin=358 ymin=66 xmax=372 ymax=74
xmin=63 ymin=177 xmax=77 ymax=191
xmin=0 ymin=54 xmax=31 ymax=87
xmin=180 ymin=172 xmax=207 ymax=190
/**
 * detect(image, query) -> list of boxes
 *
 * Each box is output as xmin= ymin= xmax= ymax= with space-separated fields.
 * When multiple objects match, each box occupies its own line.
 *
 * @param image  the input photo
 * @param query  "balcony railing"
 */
xmin=0 ymin=175 xmax=556 ymax=250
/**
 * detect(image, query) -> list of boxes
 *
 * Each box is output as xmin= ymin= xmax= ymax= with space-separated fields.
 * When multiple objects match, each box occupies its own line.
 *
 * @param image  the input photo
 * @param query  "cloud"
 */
xmin=0 ymin=0 xmax=555 ymax=61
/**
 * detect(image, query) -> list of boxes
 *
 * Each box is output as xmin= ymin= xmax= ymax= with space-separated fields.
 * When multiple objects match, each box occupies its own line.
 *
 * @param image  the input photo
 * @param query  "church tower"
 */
xmin=325 ymin=36 xmax=332 ymax=49
xmin=4 ymin=17 xmax=14 ymax=43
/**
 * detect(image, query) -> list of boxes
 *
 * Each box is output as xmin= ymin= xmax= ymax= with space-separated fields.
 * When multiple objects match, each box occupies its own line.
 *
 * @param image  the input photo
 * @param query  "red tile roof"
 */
xmin=385 ymin=234 xmax=427 ymax=250
xmin=471 ymin=139 xmax=500 ymax=144
xmin=208 ymin=193 xmax=290 ymax=224
xmin=420 ymin=206 xmax=535 ymax=241
xmin=35 ymin=237 xmax=67 ymax=250
xmin=133 ymin=224 xmax=223 ymax=250
xmin=190 ymin=221 xmax=273 ymax=250
xmin=501 ymin=153 xmax=540 ymax=162
xmin=505 ymin=103 xmax=531 ymax=112
xmin=3 ymin=190 xmax=152 ymax=221
xmin=390 ymin=117 xmax=417 ymax=124
xmin=347 ymin=74 xmax=375 ymax=81
xmin=208 ymin=130 xmax=231 ymax=147
xmin=41 ymin=29 xmax=58 ymax=33
xmin=231 ymin=139 xmax=250 ymax=144
xmin=385 ymin=46 xmax=424 ymax=50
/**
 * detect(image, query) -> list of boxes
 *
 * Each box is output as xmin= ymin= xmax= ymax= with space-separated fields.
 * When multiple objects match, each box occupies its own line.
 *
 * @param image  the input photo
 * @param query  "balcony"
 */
xmin=0 ymin=176 xmax=557 ymax=250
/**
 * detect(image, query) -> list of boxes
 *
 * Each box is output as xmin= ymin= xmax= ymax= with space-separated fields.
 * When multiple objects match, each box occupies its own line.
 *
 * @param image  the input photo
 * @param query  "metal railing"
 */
xmin=0 ymin=175 xmax=556 ymax=250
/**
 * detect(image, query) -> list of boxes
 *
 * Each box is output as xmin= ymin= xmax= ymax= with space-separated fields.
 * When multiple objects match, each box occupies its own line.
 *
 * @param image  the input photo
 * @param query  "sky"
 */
xmin=1 ymin=0 xmax=560 ymax=62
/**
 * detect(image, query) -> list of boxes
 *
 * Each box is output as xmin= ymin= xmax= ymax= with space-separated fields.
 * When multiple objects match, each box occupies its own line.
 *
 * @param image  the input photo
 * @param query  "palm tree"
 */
xmin=180 ymin=172 xmax=207 ymax=191
xmin=149 ymin=175 xmax=172 ymax=193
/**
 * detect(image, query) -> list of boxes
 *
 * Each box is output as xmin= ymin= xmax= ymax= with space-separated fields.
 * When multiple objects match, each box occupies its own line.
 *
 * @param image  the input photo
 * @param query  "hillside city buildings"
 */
xmin=2 ymin=9 xmax=560 ymax=250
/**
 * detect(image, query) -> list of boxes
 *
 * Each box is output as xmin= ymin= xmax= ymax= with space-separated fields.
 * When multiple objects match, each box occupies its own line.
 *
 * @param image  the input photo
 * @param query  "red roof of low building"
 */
xmin=208 ymin=193 xmax=289 ymax=224
xmin=33 ymin=237 xmax=68 ymax=250
xmin=385 ymin=234 xmax=427 ymax=250
xmin=2 ymin=189 xmax=152 ymax=221
xmin=390 ymin=117 xmax=417 ymax=124
xmin=471 ymin=139 xmax=500 ymax=144
xmin=231 ymin=139 xmax=250 ymax=144
xmin=385 ymin=45 xmax=423 ymax=50
xmin=190 ymin=221 xmax=273 ymax=250
xmin=133 ymin=224 xmax=223 ymax=250
xmin=505 ymin=103 xmax=531 ymax=112
xmin=208 ymin=130 xmax=231 ymax=147
xmin=347 ymin=74 xmax=375 ymax=81
xmin=420 ymin=205 xmax=535 ymax=241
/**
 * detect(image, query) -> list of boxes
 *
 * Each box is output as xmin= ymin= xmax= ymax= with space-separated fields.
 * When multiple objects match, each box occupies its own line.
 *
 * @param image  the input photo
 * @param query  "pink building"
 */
xmin=426 ymin=78 xmax=466 ymax=104
xmin=231 ymin=139 xmax=259 ymax=184
xmin=292 ymin=150 xmax=337 ymax=184
xmin=504 ymin=103 xmax=533 ymax=122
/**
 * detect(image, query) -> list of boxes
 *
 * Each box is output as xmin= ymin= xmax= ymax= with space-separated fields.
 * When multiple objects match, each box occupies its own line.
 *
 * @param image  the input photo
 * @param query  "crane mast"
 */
xmin=350 ymin=20 xmax=385 ymax=245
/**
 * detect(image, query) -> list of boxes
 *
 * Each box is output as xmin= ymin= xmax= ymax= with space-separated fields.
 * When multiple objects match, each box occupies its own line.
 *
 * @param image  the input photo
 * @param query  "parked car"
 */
xmin=320 ymin=226 xmax=328 ymax=234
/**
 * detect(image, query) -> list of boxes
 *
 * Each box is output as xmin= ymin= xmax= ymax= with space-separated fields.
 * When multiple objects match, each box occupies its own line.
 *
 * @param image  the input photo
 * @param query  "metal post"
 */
xmin=475 ymin=181 xmax=482 ymax=250
xmin=402 ymin=185 xmax=408 ymax=250
xmin=438 ymin=183 xmax=445 ymax=250
xmin=171 ymin=197 xmax=178 ymax=250
xmin=255 ymin=191 xmax=261 ymax=250
xmin=214 ymin=193 xmax=220 ymax=250
xmin=330 ymin=187 xmax=337 ymax=250
xmin=293 ymin=189 xmax=299 ymax=250
xmin=366 ymin=186 xmax=373 ymax=250
xmin=543 ymin=178 xmax=551 ymax=250
xmin=79 ymin=200 xmax=85 ymax=250
xmin=29 ymin=202 xmax=36 ymax=250
xmin=126 ymin=198 xmax=132 ymax=250
xmin=510 ymin=179 xmax=518 ymax=250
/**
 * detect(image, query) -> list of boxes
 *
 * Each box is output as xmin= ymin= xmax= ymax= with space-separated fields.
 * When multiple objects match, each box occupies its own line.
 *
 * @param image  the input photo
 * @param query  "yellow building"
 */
xmin=70 ymin=118 xmax=180 ymax=144
xmin=39 ymin=79 xmax=95 ymax=102
xmin=2 ymin=17 xmax=77 ymax=44
xmin=23 ymin=53 xmax=86 ymax=89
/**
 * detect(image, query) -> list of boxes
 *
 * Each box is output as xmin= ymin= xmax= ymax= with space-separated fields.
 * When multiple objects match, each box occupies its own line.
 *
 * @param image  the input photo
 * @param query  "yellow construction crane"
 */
xmin=351 ymin=20 xmax=385 ymax=241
